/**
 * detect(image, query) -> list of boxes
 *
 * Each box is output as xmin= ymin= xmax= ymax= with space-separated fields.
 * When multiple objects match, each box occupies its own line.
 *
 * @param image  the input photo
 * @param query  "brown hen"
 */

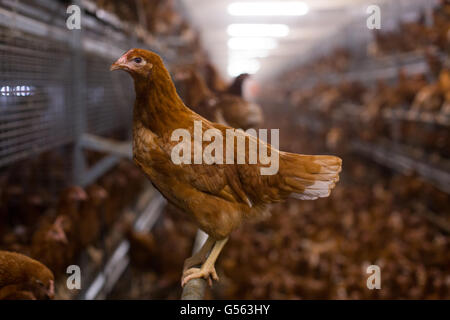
xmin=0 ymin=250 xmax=54 ymax=300
xmin=111 ymin=49 xmax=342 ymax=286
xmin=174 ymin=66 xmax=263 ymax=129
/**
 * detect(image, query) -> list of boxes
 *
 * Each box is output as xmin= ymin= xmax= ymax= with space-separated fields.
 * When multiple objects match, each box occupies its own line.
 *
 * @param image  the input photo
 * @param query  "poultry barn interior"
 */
xmin=0 ymin=0 xmax=449 ymax=301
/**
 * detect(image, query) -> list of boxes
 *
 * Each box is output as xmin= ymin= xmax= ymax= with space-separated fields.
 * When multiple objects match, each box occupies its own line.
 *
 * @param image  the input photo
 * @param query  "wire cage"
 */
xmin=0 ymin=0 xmax=186 ymax=300
xmin=0 ymin=0 xmax=142 ymax=188
xmin=0 ymin=24 xmax=74 ymax=167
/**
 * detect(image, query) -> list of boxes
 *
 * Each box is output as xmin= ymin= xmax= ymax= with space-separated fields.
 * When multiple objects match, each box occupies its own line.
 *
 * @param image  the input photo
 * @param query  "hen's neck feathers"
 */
xmin=133 ymin=66 xmax=192 ymax=134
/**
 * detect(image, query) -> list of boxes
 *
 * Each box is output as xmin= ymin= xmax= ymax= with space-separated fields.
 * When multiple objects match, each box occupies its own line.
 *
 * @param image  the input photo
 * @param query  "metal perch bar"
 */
xmin=78 ymin=134 xmax=132 ymax=186
xmin=181 ymin=229 xmax=209 ymax=300
xmin=80 ymin=190 xmax=166 ymax=300
xmin=81 ymin=134 xmax=132 ymax=159
xmin=351 ymin=140 xmax=450 ymax=195
xmin=181 ymin=278 xmax=207 ymax=300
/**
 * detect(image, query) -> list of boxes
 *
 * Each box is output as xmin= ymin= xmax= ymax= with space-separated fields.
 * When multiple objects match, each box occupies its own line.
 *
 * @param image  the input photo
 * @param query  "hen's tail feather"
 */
xmin=282 ymin=154 xmax=342 ymax=200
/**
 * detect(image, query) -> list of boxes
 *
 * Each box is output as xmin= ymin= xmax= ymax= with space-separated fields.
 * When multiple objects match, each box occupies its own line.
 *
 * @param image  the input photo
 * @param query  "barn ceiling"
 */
xmin=181 ymin=0 xmax=438 ymax=80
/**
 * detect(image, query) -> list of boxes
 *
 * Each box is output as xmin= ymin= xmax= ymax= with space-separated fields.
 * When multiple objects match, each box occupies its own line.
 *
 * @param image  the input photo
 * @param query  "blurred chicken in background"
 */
xmin=79 ymin=185 xmax=108 ymax=248
xmin=0 ymin=251 xmax=54 ymax=300
xmin=31 ymin=216 xmax=69 ymax=275
xmin=174 ymin=66 xmax=263 ymax=129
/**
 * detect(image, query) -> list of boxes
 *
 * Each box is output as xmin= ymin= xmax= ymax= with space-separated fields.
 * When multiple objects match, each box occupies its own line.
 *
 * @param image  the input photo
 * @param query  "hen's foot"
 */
xmin=181 ymin=237 xmax=228 ymax=288
xmin=181 ymin=264 xmax=219 ymax=287
xmin=183 ymin=256 xmax=203 ymax=272
xmin=183 ymin=235 xmax=215 ymax=272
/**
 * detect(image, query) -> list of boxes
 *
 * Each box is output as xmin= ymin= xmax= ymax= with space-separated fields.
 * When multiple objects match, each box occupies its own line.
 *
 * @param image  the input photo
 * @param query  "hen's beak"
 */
xmin=110 ymin=55 xmax=128 ymax=71
xmin=110 ymin=62 xmax=123 ymax=71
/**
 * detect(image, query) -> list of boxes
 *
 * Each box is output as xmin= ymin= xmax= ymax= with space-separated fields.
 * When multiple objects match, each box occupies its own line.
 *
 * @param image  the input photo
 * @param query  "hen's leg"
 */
xmin=183 ymin=235 xmax=215 ymax=271
xmin=181 ymin=237 xmax=228 ymax=287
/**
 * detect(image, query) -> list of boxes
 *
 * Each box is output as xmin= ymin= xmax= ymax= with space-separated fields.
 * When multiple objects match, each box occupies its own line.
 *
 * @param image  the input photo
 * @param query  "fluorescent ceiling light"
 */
xmin=228 ymin=2 xmax=309 ymax=16
xmin=0 ymin=85 xmax=34 ymax=96
xmin=228 ymin=37 xmax=278 ymax=50
xmin=229 ymin=50 xmax=270 ymax=58
xmin=228 ymin=58 xmax=261 ymax=77
xmin=227 ymin=24 xmax=289 ymax=37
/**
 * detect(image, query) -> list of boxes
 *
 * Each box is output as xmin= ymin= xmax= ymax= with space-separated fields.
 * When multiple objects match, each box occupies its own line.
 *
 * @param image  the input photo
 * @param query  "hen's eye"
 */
xmin=133 ymin=57 xmax=143 ymax=64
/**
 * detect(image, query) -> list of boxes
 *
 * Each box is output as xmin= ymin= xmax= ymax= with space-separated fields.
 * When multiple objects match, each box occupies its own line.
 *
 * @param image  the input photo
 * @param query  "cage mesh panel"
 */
xmin=0 ymin=25 xmax=75 ymax=167
xmin=0 ymin=25 xmax=135 ymax=168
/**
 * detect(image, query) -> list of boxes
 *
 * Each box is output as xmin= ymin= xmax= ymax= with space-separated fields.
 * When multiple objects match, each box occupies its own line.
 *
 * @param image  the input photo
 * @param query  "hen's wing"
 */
xmin=155 ymin=119 xmax=341 ymax=208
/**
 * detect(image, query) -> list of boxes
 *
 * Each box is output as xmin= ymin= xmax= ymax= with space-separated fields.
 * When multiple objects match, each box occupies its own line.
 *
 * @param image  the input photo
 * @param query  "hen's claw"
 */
xmin=181 ymin=265 xmax=219 ymax=287
xmin=183 ymin=256 xmax=203 ymax=272
xmin=181 ymin=237 xmax=228 ymax=288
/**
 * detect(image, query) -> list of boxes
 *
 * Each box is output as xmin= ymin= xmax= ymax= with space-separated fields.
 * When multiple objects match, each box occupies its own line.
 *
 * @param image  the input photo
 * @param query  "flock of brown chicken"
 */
xmin=110 ymin=2 xmax=449 ymax=300
xmin=368 ymin=4 xmax=450 ymax=57
xmin=81 ymin=0 xmax=185 ymax=38
xmin=287 ymin=65 xmax=450 ymax=159
xmin=0 ymin=0 xmax=266 ymax=300
xmin=283 ymin=1 xmax=450 ymax=86
xmin=173 ymin=68 xmax=264 ymax=130
xmin=283 ymin=1 xmax=450 ymax=164
xmin=1 ymin=0 xmax=449 ymax=300
xmin=212 ymin=120 xmax=450 ymax=299
xmin=0 ymin=151 xmax=147 ymax=299
xmin=109 ymin=112 xmax=449 ymax=299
